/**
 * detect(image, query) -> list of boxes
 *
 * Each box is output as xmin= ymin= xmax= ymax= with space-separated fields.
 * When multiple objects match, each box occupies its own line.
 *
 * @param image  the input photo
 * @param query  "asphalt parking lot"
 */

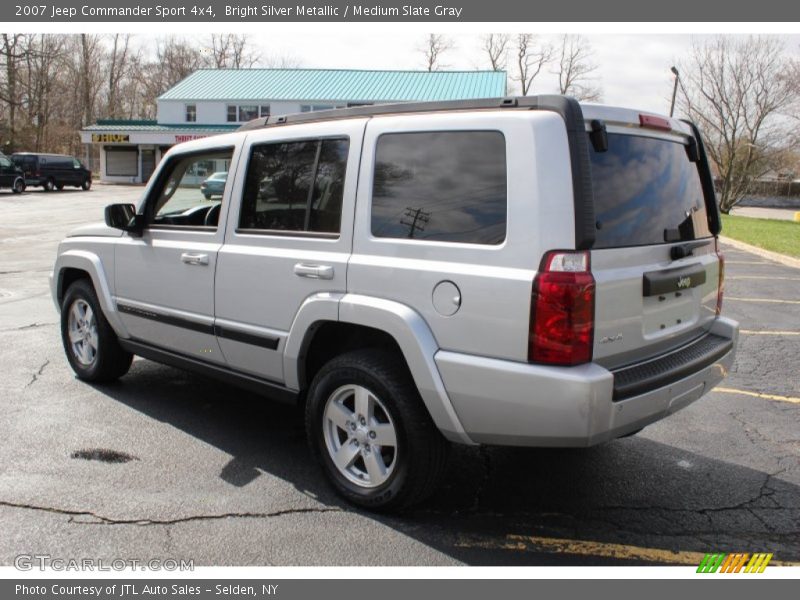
xmin=1 ymin=185 xmax=798 ymax=567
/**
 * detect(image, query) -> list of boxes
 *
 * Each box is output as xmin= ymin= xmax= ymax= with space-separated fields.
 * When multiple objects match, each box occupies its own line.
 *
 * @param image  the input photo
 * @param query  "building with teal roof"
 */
xmin=80 ymin=68 xmax=507 ymax=183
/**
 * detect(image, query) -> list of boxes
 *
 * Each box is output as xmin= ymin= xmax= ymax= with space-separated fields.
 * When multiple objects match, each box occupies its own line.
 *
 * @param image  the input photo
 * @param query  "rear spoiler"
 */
xmin=682 ymin=119 xmax=722 ymax=236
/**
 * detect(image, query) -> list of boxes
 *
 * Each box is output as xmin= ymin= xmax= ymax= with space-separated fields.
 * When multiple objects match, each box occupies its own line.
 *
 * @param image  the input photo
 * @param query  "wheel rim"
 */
xmin=14 ymin=179 xmax=23 ymax=192
xmin=67 ymin=299 xmax=98 ymax=367
xmin=322 ymin=384 xmax=398 ymax=489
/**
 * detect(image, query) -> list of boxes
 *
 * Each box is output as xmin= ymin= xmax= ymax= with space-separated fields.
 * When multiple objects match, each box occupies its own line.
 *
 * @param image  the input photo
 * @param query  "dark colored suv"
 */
xmin=11 ymin=153 xmax=92 ymax=191
xmin=0 ymin=154 xmax=26 ymax=193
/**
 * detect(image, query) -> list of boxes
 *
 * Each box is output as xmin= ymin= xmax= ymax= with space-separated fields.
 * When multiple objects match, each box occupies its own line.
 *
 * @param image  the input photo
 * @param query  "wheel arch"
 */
xmin=53 ymin=250 xmax=129 ymax=338
xmin=284 ymin=293 xmax=474 ymax=445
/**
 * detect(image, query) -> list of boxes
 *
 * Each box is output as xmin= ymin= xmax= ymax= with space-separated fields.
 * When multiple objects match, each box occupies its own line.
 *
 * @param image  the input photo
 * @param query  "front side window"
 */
xmin=185 ymin=104 xmax=197 ymax=123
xmin=148 ymin=149 xmax=233 ymax=229
xmin=239 ymin=137 xmax=349 ymax=235
xmin=371 ymin=131 xmax=507 ymax=245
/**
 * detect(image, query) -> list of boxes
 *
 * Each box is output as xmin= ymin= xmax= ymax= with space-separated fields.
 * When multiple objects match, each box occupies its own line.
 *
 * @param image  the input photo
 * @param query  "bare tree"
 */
xmin=0 ymin=34 xmax=28 ymax=151
xmin=513 ymin=34 xmax=553 ymax=96
xmin=261 ymin=53 xmax=302 ymax=69
xmin=482 ymin=33 xmax=510 ymax=71
xmin=420 ymin=34 xmax=453 ymax=72
xmin=554 ymin=34 xmax=602 ymax=101
xmin=677 ymin=36 xmax=799 ymax=213
xmin=205 ymin=34 xmax=260 ymax=69
xmin=106 ymin=34 xmax=135 ymax=119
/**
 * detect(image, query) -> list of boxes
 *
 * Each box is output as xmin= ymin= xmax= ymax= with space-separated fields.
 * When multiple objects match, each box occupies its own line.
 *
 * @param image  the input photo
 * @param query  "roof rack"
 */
xmin=237 ymin=95 xmax=576 ymax=132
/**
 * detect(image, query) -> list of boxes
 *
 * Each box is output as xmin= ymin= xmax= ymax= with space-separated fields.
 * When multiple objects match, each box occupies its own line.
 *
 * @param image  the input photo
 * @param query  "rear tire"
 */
xmin=12 ymin=178 xmax=25 ymax=194
xmin=81 ymin=179 xmax=91 ymax=191
xmin=305 ymin=349 xmax=449 ymax=511
xmin=60 ymin=279 xmax=133 ymax=382
xmin=43 ymin=178 xmax=55 ymax=192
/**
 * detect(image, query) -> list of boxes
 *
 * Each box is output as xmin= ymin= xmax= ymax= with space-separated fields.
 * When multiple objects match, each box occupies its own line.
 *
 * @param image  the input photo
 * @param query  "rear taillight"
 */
xmin=715 ymin=238 xmax=725 ymax=315
xmin=529 ymin=251 xmax=596 ymax=366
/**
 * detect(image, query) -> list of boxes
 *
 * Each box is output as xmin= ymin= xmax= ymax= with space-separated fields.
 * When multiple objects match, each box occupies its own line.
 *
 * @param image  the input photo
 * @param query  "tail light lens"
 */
xmin=715 ymin=238 xmax=725 ymax=315
xmin=529 ymin=250 xmax=596 ymax=366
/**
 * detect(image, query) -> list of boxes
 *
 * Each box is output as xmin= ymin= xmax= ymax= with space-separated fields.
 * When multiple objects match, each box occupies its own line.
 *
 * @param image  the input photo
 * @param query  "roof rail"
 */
xmin=237 ymin=95 xmax=577 ymax=131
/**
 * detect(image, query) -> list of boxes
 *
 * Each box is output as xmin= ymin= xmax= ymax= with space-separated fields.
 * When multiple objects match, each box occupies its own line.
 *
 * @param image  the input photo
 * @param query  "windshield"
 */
xmin=588 ymin=133 xmax=712 ymax=249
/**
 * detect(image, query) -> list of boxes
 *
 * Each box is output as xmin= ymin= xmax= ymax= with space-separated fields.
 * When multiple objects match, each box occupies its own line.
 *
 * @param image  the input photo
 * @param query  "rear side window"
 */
xmin=371 ymin=131 xmax=507 ymax=245
xmin=589 ymin=133 xmax=712 ymax=248
xmin=239 ymin=138 xmax=349 ymax=235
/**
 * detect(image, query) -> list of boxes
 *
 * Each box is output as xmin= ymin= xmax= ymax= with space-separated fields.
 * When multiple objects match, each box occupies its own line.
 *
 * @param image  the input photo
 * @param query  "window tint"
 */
xmin=371 ymin=131 xmax=507 ymax=245
xmin=148 ymin=149 xmax=233 ymax=229
xmin=239 ymin=138 xmax=349 ymax=235
xmin=589 ymin=133 xmax=712 ymax=248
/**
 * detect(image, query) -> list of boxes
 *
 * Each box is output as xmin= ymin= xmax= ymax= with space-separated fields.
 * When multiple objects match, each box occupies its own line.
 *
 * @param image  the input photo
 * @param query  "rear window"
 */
xmin=589 ymin=133 xmax=712 ymax=248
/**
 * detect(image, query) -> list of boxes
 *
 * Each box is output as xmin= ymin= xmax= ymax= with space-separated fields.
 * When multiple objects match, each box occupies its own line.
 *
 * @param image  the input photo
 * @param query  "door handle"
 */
xmin=181 ymin=252 xmax=209 ymax=266
xmin=293 ymin=263 xmax=334 ymax=280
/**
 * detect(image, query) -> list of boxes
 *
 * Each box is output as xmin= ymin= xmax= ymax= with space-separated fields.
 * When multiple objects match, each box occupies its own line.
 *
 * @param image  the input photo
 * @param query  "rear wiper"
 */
xmin=669 ymin=238 xmax=713 ymax=260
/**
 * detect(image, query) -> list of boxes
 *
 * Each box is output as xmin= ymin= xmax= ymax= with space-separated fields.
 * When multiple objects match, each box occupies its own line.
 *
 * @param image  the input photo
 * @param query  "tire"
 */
xmin=60 ymin=279 xmax=133 ymax=382
xmin=203 ymin=193 xmax=212 ymax=200
xmin=56 ymin=184 xmax=64 ymax=191
xmin=12 ymin=178 xmax=25 ymax=194
xmin=81 ymin=179 xmax=91 ymax=191
xmin=305 ymin=349 xmax=449 ymax=511
xmin=43 ymin=178 xmax=55 ymax=192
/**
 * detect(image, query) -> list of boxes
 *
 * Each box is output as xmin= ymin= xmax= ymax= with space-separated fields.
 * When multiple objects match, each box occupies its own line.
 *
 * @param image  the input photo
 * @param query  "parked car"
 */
xmin=200 ymin=171 xmax=228 ymax=199
xmin=0 ymin=153 xmax=26 ymax=193
xmin=11 ymin=152 xmax=92 ymax=191
xmin=51 ymin=97 xmax=739 ymax=511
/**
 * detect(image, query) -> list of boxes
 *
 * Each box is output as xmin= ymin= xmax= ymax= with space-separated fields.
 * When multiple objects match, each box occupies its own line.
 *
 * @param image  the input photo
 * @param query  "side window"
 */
xmin=239 ymin=137 xmax=349 ymax=235
xmin=371 ymin=131 xmax=507 ymax=245
xmin=0 ymin=156 xmax=12 ymax=168
xmin=147 ymin=149 xmax=233 ymax=229
xmin=72 ymin=158 xmax=81 ymax=169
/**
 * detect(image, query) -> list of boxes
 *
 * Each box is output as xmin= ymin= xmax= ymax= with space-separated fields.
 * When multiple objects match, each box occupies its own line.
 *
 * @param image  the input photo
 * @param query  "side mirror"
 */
xmin=105 ymin=203 xmax=143 ymax=235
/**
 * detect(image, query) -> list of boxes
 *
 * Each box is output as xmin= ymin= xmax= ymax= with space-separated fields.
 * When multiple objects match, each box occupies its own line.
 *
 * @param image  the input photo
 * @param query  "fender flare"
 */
xmin=53 ymin=250 xmax=130 ymax=338
xmin=284 ymin=293 xmax=474 ymax=445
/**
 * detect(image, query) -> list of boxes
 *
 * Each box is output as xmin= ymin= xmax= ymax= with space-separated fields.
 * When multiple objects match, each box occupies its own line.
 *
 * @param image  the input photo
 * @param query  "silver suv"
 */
xmin=51 ymin=97 xmax=738 ymax=510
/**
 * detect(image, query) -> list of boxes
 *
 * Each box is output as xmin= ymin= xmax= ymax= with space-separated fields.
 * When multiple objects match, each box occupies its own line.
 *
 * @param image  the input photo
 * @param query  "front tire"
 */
xmin=305 ymin=349 xmax=449 ymax=511
xmin=60 ymin=279 xmax=132 ymax=382
xmin=81 ymin=179 xmax=91 ymax=191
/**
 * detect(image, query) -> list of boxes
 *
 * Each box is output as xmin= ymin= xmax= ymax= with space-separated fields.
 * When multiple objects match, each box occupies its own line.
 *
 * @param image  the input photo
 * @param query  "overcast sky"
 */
xmin=135 ymin=32 xmax=800 ymax=115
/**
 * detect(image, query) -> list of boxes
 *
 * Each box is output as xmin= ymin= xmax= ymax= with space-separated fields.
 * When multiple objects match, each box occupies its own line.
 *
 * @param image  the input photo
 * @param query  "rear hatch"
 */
xmin=581 ymin=107 xmax=722 ymax=370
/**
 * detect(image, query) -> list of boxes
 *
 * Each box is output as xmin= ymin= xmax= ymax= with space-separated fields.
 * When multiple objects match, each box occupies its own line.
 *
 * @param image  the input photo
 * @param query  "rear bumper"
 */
xmin=436 ymin=317 xmax=738 ymax=446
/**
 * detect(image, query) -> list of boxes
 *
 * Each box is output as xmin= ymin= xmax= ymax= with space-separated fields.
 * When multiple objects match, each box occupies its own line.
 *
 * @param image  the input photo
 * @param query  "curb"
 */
xmin=719 ymin=235 xmax=800 ymax=270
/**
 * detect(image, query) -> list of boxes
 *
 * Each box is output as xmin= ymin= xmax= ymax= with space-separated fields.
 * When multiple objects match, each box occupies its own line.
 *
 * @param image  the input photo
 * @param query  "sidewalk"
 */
xmin=730 ymin=206 xmax=799 ymax=221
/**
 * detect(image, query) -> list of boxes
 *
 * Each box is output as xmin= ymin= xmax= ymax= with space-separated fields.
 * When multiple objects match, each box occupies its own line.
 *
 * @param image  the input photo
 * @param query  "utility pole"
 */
xmin=400 ymin=207 xmax=430 ymax=239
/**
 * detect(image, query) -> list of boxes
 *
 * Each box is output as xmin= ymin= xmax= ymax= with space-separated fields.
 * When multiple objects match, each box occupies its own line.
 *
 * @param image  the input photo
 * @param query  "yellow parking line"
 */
xmin=727 ymin=297 xmax=800 ymax=305
xmin=726 ymin=260 xmax=769 ymax=265
xmin=455 ymin=534 xmax=799 ymax=566
xmin=740 ymin=330 xmax=800 ymax=336
xmin=715 ymin=387 xmax=800 ymax=405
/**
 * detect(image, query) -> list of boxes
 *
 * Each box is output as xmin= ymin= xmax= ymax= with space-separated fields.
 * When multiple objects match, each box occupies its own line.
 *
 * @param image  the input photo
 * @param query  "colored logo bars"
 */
xmin=697 ymin=553 xmax=773 ymax=573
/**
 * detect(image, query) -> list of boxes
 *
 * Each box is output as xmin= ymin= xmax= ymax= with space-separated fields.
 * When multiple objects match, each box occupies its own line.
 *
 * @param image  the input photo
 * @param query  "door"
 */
xmin=141 ymin=150 xmax=156 ymax=182
xmin=0 ymin=155 xmax=14 ymax=187
xmin=215 ymin=119 xmax=366 ymax=382
xmin=114 ymin=144 xmax=239 ymax=364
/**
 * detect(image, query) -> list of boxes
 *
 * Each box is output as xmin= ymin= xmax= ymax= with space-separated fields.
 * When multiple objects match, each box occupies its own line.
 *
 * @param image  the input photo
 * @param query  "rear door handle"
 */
xmin=181 ymin=252 xmax=209 ymax=266
xmin=293 ymin=263 xmax=334 ymax=280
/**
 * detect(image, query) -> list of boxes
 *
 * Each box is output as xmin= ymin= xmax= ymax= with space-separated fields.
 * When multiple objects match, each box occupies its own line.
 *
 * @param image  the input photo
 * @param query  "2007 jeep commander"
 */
xmin=51 ymin=96 xmax=738 ymax=510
